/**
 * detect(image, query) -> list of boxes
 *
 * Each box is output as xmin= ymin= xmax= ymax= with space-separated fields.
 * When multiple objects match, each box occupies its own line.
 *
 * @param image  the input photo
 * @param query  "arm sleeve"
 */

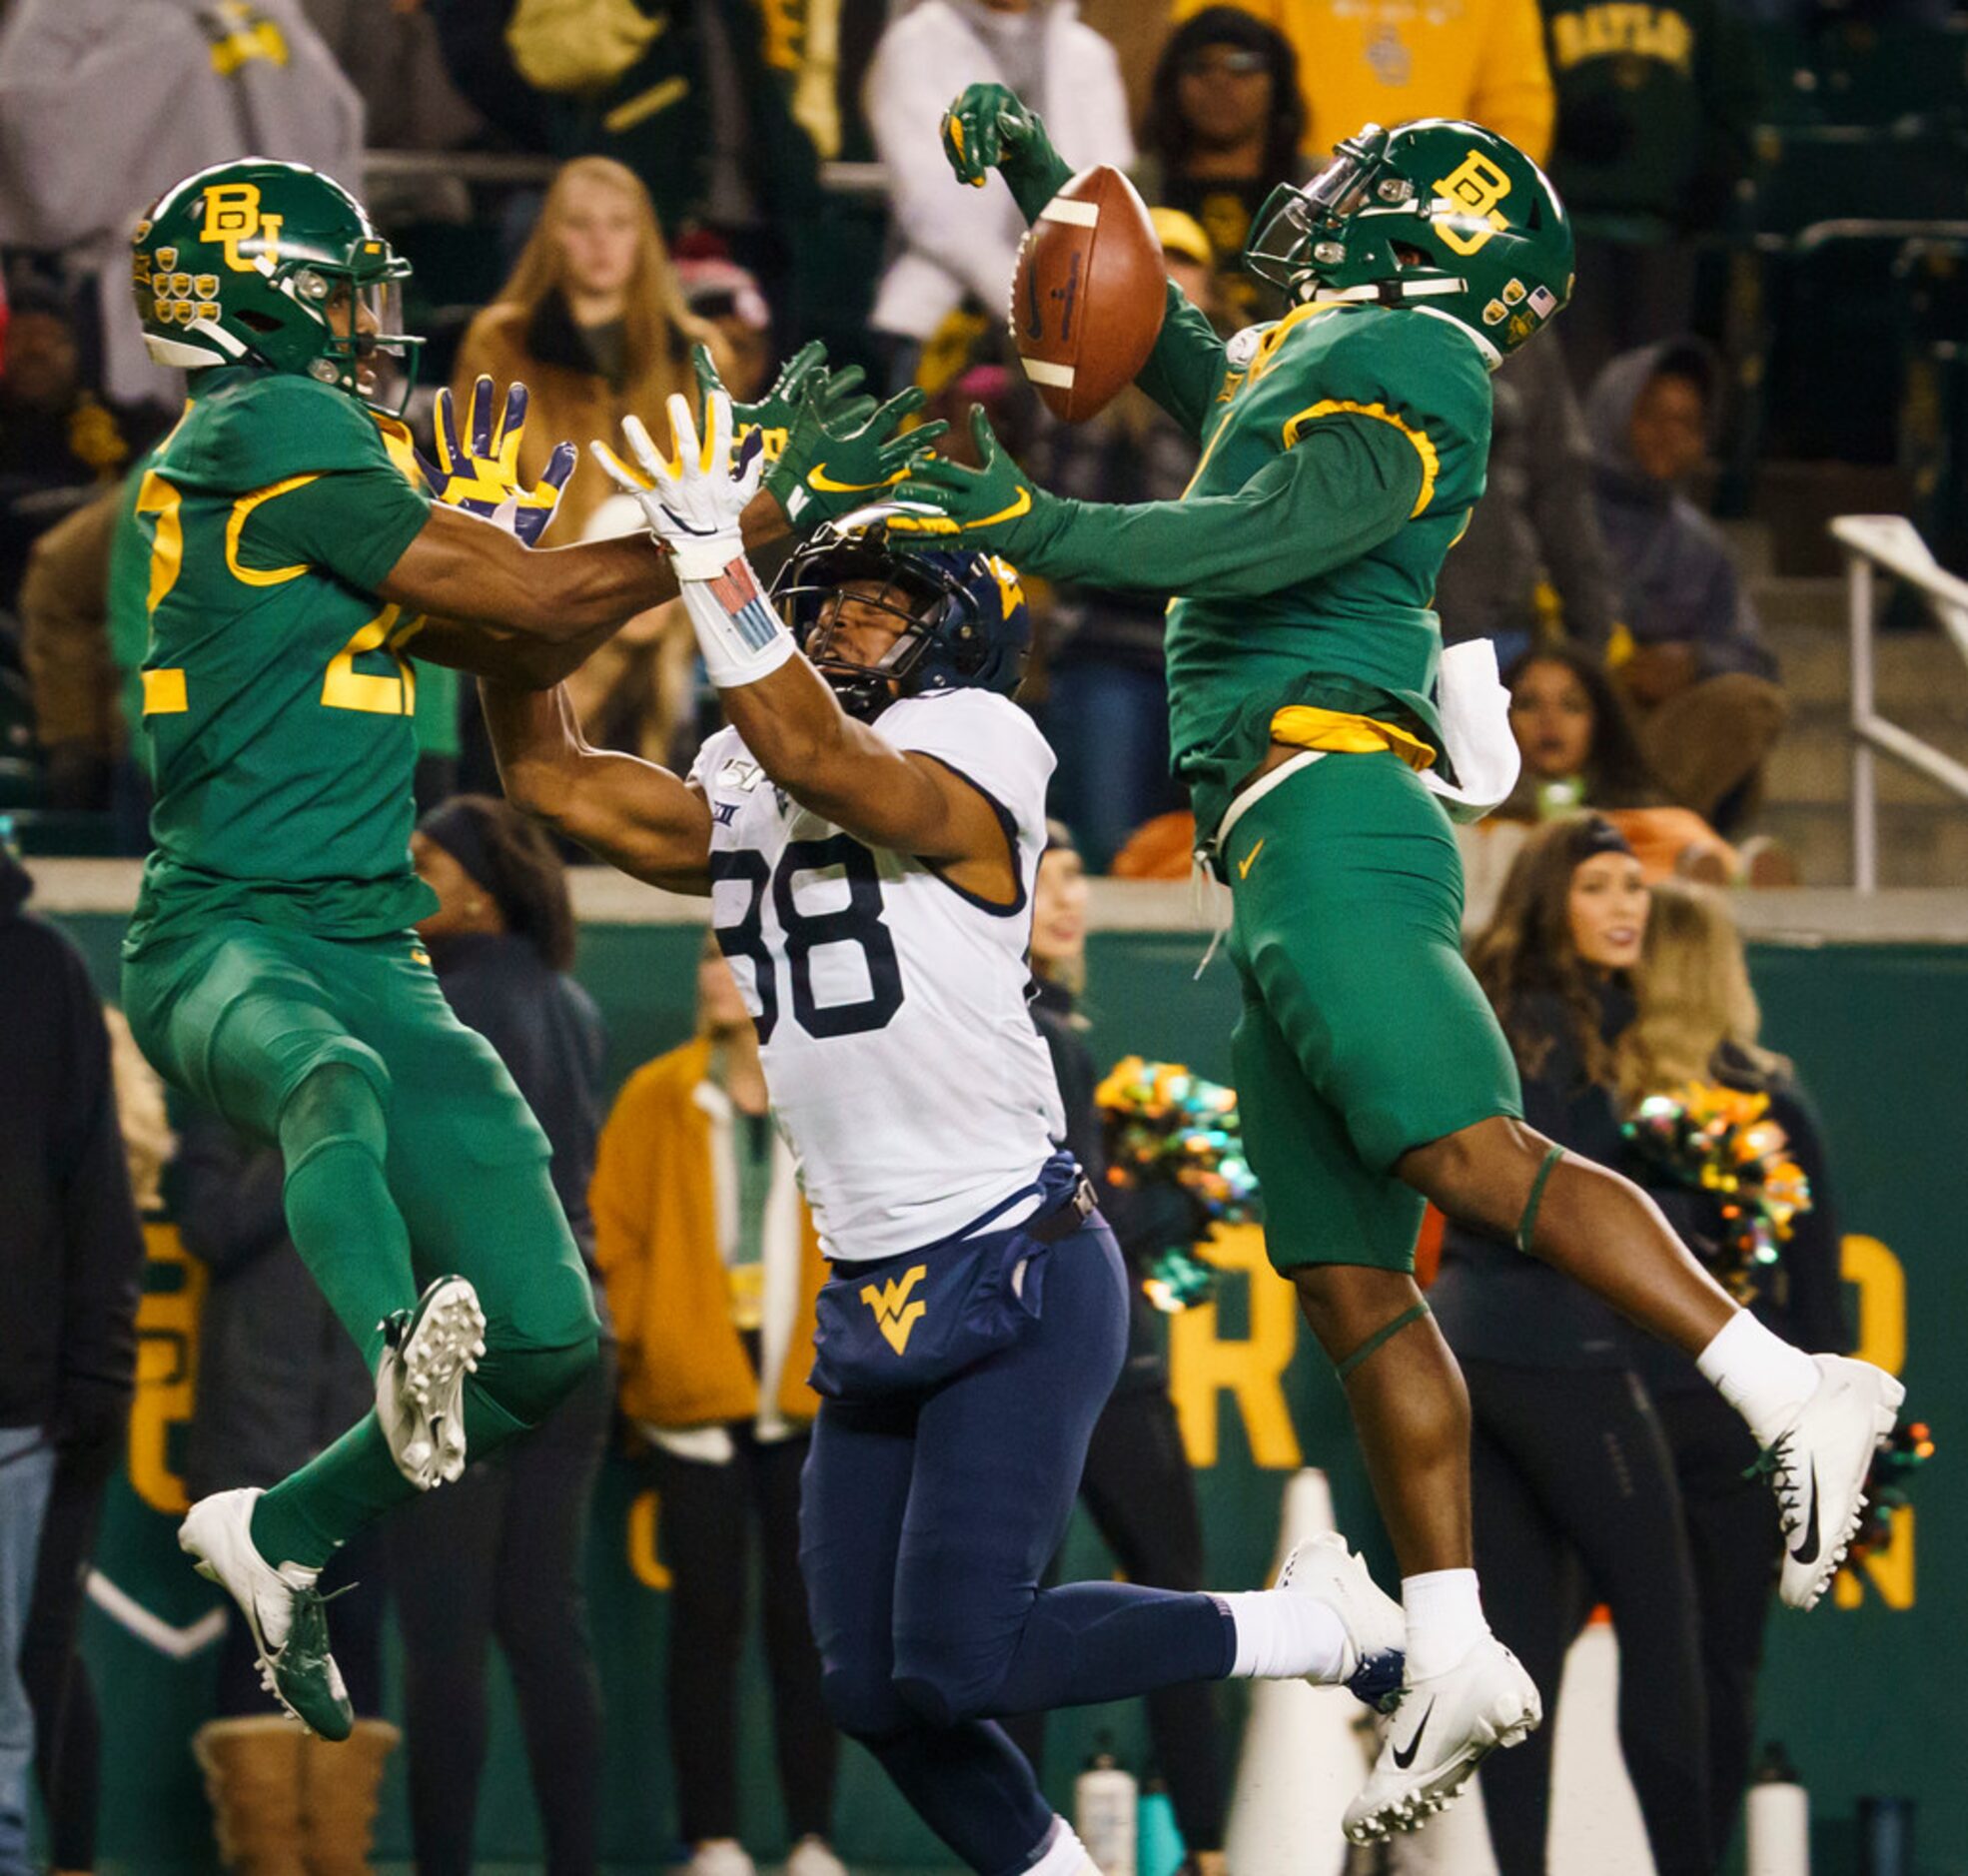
xmin=1133 ymin=281 xmax=1234 ymax=438
xmin=1016 ymin=412 xmax=1423 ymax=598
xmin=1471 ymin=0 xmax=1556 ymax=166
xmin=241 ymin=467 xmax=434 ymax=595
xmin=53 ymin=957 xmax=144 ymax=1399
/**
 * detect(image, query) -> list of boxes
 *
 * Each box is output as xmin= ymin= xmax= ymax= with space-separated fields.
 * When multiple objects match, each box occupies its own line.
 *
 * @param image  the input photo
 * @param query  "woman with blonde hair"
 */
xmin=1624 ymin=881 xmax=1850 ymax=1865
xmin=453 ymin=156 xmax=728 ymax=541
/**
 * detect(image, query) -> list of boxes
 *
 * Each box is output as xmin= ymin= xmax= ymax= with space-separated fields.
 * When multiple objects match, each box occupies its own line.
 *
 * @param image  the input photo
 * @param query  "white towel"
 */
xmin=1420 ymin=639 xmax=1521 ymax=825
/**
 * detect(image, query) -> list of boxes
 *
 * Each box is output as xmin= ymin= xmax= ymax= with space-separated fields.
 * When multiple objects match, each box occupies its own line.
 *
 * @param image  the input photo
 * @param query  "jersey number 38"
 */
xmin=709 ymin=835 xmax=905 ymax=1044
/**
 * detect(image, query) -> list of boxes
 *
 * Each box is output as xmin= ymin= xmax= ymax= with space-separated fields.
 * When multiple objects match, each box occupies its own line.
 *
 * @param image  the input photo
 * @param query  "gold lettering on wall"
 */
xmin=1169 ymin=1224 xmax=1304 ymax=1470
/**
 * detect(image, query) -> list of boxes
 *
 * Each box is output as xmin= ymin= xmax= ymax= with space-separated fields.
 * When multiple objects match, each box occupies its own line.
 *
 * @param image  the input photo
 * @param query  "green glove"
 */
xmin=767 ymin=382 xmax=950 ymax=530
xmin=694 ymin=341 xmax=877 ymax=457
xmin=940 ymin=83 xmax=1075 ymax=222
xmin=888 ymin=406 xmax=1056 ymax=554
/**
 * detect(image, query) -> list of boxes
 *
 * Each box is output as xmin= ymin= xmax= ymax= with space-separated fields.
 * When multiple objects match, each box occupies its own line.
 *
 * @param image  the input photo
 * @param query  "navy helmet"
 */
xmin=772 ymin=508 xmax=1031 ymax=721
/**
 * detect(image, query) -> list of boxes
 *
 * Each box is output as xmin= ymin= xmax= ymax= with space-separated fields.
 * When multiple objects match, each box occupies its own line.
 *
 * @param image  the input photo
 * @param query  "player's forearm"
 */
xmin=1016 ymin=419 xmax=1422 ymax=598
xmin=481 ymin=677 xmax=713 ymax=888
xmin=1134 ymin=281 xmax=1232 ymax=438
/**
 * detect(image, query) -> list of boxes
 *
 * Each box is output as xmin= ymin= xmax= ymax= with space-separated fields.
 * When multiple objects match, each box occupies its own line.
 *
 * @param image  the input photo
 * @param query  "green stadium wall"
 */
xmin=39 ymin=911 xmax=1968 ymax=1874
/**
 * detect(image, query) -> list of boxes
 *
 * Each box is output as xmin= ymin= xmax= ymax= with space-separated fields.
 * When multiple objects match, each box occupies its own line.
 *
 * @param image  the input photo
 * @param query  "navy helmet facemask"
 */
xmin=772 ymin=508 xmax=1032 ymax=722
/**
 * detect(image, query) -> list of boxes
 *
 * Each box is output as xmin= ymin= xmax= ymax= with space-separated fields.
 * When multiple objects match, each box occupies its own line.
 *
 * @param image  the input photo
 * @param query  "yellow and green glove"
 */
xmin=889 ymin=406 xmax=1054 ymax=554
xmin=940 ymin=83 xmax=1075 ymax=220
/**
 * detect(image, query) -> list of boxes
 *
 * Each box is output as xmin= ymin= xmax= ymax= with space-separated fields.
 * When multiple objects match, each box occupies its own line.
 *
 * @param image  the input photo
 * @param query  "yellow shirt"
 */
xmin=1176 ymin=0 xmax=1554 ymax=167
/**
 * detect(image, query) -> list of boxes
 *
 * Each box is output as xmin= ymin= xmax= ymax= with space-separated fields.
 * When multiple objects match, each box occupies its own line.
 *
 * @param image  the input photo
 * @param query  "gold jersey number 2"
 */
xmin=323 ymin=603 xmax=419 ymax=716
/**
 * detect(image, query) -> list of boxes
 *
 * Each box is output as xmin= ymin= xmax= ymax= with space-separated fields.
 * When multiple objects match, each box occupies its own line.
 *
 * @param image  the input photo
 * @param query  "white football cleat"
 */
xmin=1276 ymin=1531 xmax=1406 ymax=1709
xmin=1343 ymin=1632 xmax=1540 ymax=1844
xmin=1758 ymin=1353 xmax=1906 ymax=1611
xmin=376 ymin=1275 xmax=485 ymax=1490
xmin=179 ymin=1487 xmax=353 ymax=1741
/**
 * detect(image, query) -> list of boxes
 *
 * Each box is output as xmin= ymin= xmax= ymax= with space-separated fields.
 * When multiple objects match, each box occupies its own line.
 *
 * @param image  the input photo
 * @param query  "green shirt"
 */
xmin=124 ymin=369 xmax=436 ymax=957
xmin=1014 ymin=288 xmax=1494 ymax=838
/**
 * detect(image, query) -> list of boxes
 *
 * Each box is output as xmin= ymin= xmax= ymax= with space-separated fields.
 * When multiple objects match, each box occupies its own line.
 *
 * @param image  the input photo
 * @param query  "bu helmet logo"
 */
xmin=860 ymin=1265 xmax=928 ymax=1356
xmin=1433 ymin=151 xmax=1512 ymax=256
xmin=200 ymin=182 xmax=284 ymax=273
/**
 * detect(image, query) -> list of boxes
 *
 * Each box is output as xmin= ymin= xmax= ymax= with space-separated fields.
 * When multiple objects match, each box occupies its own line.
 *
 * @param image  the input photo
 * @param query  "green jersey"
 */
xmin=1004 ymin=288 xmax=1493 ymax=838
xmin=1160 ymin=302 xmax=1491 ymax=836
xmin=124 ymin=369 xmax=435 ymax=957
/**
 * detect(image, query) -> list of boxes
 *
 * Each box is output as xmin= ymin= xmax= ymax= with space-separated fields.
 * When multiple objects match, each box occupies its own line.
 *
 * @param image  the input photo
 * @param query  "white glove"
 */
xmin=592 ymin=392 xmax=792 ymax=690
xmin=591 ymin=392 xmax=765 ymax=579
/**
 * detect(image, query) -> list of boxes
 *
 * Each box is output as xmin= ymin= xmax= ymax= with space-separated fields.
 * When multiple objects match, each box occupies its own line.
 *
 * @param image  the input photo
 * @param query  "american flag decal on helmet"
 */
xmin=710 ymin=558 xmax=782 ymax=652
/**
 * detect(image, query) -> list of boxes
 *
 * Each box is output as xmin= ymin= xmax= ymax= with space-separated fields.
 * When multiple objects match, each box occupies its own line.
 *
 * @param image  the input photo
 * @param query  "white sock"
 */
xmin=1696 ymin=1309 xmax=1821 ymax=1441
xmin=1216 ymin=1588 xmax=1348 ymax=1681
xmin=1403 ymin=1568 xmax=1487 ymax=1680
xmin=1020 ymin=1816 xmax=1093 ymax=1876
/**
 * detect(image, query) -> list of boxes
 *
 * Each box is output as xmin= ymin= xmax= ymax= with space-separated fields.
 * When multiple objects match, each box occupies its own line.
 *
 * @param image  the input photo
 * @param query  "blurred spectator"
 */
xmin=1621 ymin=882 xmax=1850 ymax=1863
xmin=0 ymin=0 xmax=361 ymax=409
xmin=1433 ymin=815 xmax=1713 ymax=1876
xmin=1541 ymin=0 xmax=1758 ymax=389
xmin=389 ymin=795 xmax=613 ymax=1876
xmin=862 ymin=0 xmax=1133 ymax=354
xmin=19 ymin=481 xmax=121 ymax=810
xmin=0 ymin=834 xmax=144 ymax=1876
xmin=22 ymin=1007 xmax=161 ymax=1876
xmin=1174 ymin=0 xmax=1553 ymax=168
xmin=1138 ymin=8 xmax=1308 ymax=319
xmin=178 ymin=1115 xmax=395 ymax=1876
xmin=1028 ymin=218 xmax=1212 ymax=870
xmin=592 ymin=937 xmax=840 ymax=1876
xmin=297 ymin=0 xmax=485 ymax=150
xmin=1587 ymin=340 xmax=1785 ymax=831
xmin=452 ymin=156 xmax=728 ymax=543
xmin=1004 ymin=828 xmax=1231 ymax=1876
xmin=0 ymin=285 xmax=132 ymax=611
xmin=1433 ymin=338 xmax=1619 ymax=660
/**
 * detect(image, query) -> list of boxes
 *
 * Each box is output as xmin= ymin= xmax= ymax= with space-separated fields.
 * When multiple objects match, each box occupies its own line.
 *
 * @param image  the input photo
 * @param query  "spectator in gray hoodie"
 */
xmin=1587 ymin=339 xmax=1785 ymax=830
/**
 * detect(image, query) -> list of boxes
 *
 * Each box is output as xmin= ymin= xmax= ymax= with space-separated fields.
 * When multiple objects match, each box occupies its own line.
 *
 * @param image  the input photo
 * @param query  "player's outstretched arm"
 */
xmin=621 ymin=393 xmax=1019 ymax=901
xmin=481 ymin=676 xmax=714 ymax=893
xmin=890 ymin=406 xmax=1426 ymax=595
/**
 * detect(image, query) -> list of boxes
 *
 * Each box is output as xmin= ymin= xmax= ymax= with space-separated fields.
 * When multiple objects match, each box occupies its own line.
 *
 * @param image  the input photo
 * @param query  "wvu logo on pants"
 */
xmin=861 ymin=1265 xmax=928 ymax=1355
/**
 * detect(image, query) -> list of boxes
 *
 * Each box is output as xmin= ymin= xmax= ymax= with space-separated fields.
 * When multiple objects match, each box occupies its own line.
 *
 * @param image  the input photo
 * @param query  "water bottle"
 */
xmin=1135 ymin=1769 xmax=1185 ymax=1876
xmin=1075 ymin=1737 xmax=1138 ymax=1876
xmin=1745 ymin=1741 xmax=1809 ymax=1876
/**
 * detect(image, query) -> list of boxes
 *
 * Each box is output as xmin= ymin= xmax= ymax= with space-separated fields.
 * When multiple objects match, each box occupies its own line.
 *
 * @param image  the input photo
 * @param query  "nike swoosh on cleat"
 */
xmin=1393 ymin=1698 xmax=1435 ymax=1770
xmin=1789 ymin=1467 xmax=1821 ymax=1565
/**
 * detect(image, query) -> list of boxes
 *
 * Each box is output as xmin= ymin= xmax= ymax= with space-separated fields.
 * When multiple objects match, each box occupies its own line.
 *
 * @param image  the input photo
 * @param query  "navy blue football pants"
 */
xmin=799 ymin=1220 xmax=1235 ymax=1876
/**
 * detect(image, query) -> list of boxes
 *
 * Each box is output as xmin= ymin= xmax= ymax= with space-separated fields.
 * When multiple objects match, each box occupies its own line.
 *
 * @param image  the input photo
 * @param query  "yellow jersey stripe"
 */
xmin=1281 ymin=400 xmax=1440 ymax=518
xmin=226 ymin=473 xmax=321 ymax=587
xmin=142 ymin=667 xmax=189 ymax=715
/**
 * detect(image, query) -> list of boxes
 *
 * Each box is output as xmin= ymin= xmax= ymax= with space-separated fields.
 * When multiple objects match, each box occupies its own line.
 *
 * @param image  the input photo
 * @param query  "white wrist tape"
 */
xmin=673 ymin=538 xmax=796 ymax=689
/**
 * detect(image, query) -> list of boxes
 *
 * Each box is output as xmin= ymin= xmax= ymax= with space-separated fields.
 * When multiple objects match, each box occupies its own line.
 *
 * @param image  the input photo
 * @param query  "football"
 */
xmin=1009 ymin=165 xmax=1167 ymax=424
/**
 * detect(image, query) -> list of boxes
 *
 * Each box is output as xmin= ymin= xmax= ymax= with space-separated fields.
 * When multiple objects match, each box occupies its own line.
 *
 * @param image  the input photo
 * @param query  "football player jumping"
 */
xmin=896 ymin=92 xmax=1906 ymax=1840
xmin=120 ymin=158 xmax=914 ymax=1738
xmin=484 ymin=394 xmax=1417 ymax=1876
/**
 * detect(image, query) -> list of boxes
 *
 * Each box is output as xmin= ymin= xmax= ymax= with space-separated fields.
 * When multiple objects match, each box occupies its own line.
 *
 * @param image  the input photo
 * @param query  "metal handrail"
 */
xmin=1833 ymin=514 xmax=1968 ymax=890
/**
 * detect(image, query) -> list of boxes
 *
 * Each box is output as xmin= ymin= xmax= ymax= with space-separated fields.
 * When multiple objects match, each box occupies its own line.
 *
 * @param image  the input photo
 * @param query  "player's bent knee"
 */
xmin=819 ymin=1662 xmax=915 ymax=1741
xmin=278 ymin=1052 xmax=391 ymax=1171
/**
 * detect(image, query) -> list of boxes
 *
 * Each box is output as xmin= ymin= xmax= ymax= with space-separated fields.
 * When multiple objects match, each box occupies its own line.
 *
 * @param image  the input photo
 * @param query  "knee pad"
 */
xmin=471 ymin=1333 xmax=597 ymax=1431
xmin=819 ymin=1661 xmax=915 ymax=1742
xmin=278 ymin=1055 xmax=391 ymax=1175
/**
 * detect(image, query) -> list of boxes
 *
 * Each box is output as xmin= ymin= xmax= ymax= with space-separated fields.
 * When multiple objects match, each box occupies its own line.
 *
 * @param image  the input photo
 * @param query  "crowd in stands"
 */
xmin=0 ymin=0 xmax=1952 ymax=1866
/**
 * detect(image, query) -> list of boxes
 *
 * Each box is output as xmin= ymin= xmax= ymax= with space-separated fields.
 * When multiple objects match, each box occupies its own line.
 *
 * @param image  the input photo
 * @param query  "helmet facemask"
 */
xmin=274 ymin=259 xmax=421 ymax=417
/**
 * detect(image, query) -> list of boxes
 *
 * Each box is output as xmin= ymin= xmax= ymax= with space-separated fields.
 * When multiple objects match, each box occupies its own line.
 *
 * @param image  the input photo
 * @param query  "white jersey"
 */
xmin=691 ymin=689 xmax=1066 ymax=1263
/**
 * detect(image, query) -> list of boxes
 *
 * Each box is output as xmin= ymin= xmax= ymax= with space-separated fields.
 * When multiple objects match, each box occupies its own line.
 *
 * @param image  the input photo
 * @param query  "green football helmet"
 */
xmin=132 ymin=159 xmax=422 ymax=413
xmin=1244 ymin=120 xmax=1574 ymax=368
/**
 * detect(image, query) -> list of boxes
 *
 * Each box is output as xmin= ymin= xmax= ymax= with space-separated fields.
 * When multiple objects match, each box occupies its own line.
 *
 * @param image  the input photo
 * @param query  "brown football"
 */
xmin=1009 ymin=165 xmax=1167 ymax=423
